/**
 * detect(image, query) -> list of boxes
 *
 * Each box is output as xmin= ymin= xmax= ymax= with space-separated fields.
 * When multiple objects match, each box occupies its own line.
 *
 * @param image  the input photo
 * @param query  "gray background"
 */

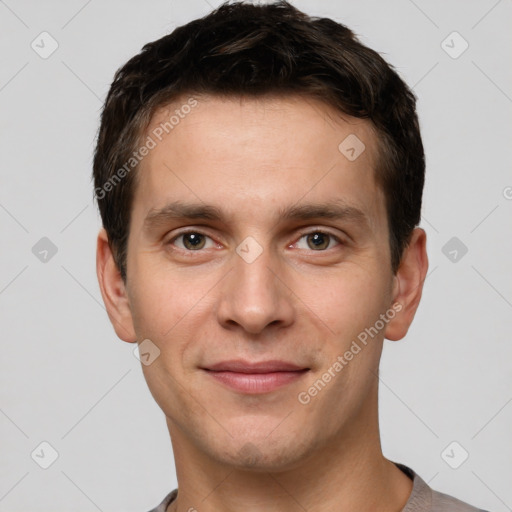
xmin=1 ymin=0 xmax=511 ymax=511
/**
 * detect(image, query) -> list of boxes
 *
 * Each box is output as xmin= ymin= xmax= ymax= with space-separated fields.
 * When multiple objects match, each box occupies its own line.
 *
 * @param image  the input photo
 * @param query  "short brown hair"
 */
xmin=93 ymin=0 xmax=425 ymax=282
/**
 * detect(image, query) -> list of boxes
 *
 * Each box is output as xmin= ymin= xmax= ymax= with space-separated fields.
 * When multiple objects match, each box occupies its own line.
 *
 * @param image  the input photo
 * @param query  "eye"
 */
xmin=168 ymin=231 xmax=216 ymax=251
xmin=166 ymin=229 xmax=343 ymax=253
xmin=294 ymin=231 xmax=342 ymax=251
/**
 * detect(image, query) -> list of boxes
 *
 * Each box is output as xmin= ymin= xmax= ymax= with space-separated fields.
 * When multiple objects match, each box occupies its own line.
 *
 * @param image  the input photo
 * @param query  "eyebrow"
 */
xmin=143 ymin=199 xmax=370 ymax=232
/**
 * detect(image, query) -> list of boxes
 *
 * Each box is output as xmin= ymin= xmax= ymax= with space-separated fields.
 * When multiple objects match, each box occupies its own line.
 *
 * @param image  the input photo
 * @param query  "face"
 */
xmin=114 ymin=94 xmax=404 ymax=470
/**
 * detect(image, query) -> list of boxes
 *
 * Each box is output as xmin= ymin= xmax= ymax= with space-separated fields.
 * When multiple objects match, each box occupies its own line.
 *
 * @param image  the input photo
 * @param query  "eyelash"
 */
xmin=166 ymin=229 xmax=345 ymax=252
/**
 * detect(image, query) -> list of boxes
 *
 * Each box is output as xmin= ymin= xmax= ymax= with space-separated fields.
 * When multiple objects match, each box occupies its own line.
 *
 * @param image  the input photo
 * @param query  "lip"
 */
xmin=203 ymin=359 xmax=308 ymax=373
xmin=201 ymin=360 xmax=310 ymax=394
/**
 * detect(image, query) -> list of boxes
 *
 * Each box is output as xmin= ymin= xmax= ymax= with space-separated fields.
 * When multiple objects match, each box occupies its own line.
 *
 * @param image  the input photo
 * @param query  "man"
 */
xmin=93 ymin=2 xmax=489 ymax=511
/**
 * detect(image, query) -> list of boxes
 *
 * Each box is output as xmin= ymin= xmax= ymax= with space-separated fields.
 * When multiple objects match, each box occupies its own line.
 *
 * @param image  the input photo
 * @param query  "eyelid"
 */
xmin=295 ymin=227 xmax=345 ymax=239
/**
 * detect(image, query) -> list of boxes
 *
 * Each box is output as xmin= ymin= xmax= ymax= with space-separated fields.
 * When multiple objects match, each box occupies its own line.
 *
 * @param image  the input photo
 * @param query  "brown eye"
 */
xmin=306 ymin=232 xmax=330 ymax=250
xmin=170 ymin=232 xmax=214 ymax=251
xmin=295 ymin=231 xmax=341 ymax=251
xmin=182 ymin=233 xmax=205 ymax=250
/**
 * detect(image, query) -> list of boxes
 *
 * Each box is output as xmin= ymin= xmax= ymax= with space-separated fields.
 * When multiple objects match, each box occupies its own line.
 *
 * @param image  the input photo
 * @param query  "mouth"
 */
xmin=201 ymin=360 xmax=310 ymax=394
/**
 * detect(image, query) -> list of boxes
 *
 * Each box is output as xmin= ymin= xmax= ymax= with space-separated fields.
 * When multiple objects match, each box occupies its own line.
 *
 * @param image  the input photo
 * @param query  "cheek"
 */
xmin=128 ymin=281 xmax=169 ymax=338
xmin=127 ymin=266 xmax=214 ymax=374
xmin=127 ymin=257 xmax=196 ymax=337
xmin=294 ymin=263 xmax=390 ymax=340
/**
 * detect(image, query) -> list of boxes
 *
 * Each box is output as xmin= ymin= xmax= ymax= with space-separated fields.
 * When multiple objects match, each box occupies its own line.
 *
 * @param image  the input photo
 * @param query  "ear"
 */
xmin=384 ymin=227 xmax=428 ymax=341
xmin=96 ymin=228 xmax=137 ymax=343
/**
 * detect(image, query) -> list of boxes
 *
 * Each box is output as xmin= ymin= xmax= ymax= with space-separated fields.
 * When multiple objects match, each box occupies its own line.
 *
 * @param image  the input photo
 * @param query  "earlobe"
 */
xmin=384 ymin=227 xmax=428 ymax=342
xmin=96 ymin=228 xmax=137 ymax=343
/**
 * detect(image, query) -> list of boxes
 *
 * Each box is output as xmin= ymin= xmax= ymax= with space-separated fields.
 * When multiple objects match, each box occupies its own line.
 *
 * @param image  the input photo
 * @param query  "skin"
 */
xmin=96 ymin=94 xmax=428 ymax=512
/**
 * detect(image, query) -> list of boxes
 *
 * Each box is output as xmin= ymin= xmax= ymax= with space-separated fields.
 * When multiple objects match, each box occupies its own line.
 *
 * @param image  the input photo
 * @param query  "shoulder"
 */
xmin=431 ymin=487 xmax=491 ymax=512
xmin=146 ymin=489 xmax=178 ymax=512
xmin=394 ymin=462 xmax=490 ymax=512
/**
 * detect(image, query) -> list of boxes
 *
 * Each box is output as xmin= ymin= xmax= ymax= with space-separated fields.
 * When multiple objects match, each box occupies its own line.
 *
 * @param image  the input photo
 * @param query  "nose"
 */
xmin=216 ymin=242 xmax=295 ymax=335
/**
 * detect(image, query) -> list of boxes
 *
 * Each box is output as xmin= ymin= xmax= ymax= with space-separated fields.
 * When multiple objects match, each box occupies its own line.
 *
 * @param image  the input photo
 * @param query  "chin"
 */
xmin=210 ymin=435 xmax=313 ymax=473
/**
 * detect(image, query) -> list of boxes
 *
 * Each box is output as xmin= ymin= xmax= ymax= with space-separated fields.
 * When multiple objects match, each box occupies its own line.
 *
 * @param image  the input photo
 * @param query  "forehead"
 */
xmin=133 ymin=94 xmax=386 ymax=233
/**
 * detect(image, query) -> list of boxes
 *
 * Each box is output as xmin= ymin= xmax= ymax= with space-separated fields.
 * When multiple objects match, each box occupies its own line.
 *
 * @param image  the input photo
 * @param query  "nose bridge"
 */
xmin=216 ymin=238 xmax=294 ymax=333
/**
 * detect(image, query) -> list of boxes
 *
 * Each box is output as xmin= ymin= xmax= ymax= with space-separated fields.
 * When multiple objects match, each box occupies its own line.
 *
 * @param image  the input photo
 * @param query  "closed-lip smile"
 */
xmin=201 ymin=359 xmax=310 ymax=393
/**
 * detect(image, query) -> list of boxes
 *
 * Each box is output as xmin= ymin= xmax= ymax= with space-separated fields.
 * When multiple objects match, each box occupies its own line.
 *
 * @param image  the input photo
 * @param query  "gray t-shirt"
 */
xmin=146 ymin=462 xmax=490 ymax=512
